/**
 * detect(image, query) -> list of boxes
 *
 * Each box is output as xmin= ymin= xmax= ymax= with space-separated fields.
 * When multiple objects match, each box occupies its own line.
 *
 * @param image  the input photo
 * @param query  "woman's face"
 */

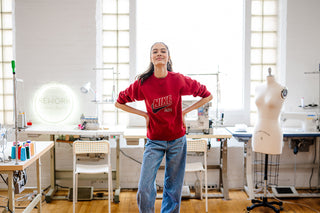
xmin=150 ymin=43 xmax=170 ymax=67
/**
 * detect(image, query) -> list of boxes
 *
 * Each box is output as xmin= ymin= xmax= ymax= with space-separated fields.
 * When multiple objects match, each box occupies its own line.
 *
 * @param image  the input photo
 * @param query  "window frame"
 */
xmin=99 ymin=0 xmax=280 ymax=127
xmin=0 ymin=0 xmax=14 ymax=125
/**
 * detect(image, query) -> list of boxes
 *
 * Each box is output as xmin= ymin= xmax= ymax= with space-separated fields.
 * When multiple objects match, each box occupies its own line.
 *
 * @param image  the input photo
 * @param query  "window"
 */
xmin=100 ymin=0 xmax=130 ymax=126
xmin=136 ymin=0 xmax=244 ymax=119
xmin=250 ymin=0 xmax=279 ymax=124
xmin=0 ymin=0 xmax=13 ymax=124
xmin=99 ymin=0 xmax=279 ymax=126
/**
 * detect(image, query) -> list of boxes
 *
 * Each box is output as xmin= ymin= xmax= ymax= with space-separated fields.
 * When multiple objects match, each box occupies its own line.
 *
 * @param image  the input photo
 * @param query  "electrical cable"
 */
xmin=250 ymin=183 xmax=320 ymax=213
xmin=120 ymin=149 xmax=142 ymax=165
xmin=294 ymin=154 xmax=297 ymax=186
xmin=42 ymin=185 xmax=51 ymax=192
xmin=55 ymin=183 xmax=69 ymax=189
xmin=308 ymin=141 xmax=317 ymax=191
xmin=13 ymin=188 xmax=49 ymax=209
xmin=16 ymin=193 xmax=32 ymax=201
xmin=0 ymin=206 xmax=12 ymax=213
xmin=119 ymin=148 xmax=162 ymax=188
xmin=10 ymin=184 xmax=53 ymax=209
xmin=15 ymin=206 xmax=38 ymax=209
xmin=268 ymin=191 xmax=320 ymax=213
xmin=0 ymin=174 xmax=7 ymax=185
xmin=0 ymin=195 xmax=8 ymax=212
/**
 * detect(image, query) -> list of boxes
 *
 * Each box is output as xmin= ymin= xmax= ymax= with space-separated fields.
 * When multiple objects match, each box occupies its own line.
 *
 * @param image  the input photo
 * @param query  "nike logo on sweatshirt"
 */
xmin=152 ymin=104 xmax=171 ymax=113
xmin=151 ymin=95 xmax=172 ymax=113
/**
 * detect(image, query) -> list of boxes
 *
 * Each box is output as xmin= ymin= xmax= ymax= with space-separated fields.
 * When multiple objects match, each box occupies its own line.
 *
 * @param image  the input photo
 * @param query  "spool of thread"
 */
xmin=26 ymin=146 xmax=30 ymax=159
xmin=30 ymin=142 xmax=34 ymax=156
xmin=301 ymin=97 xmax=305 ymax=108
xmin=11 ymin=146 xmax=16 ymax=159
xmin=21 ymin=147 xmax=26 ymax=161
xmin=18 ymin=146 xmax=22 ymax=160
xmin=27 ymin=140 xmax=34 ymax=156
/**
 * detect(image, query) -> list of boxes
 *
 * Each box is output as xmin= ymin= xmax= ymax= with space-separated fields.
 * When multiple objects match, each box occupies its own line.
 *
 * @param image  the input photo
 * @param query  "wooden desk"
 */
xmin=124 ymin=128 xmax=232 ymax=199
xmin=22 ymin=125 xmax=124 ymax=203
xmin=0 ymin=141 xmax=54 ymax=213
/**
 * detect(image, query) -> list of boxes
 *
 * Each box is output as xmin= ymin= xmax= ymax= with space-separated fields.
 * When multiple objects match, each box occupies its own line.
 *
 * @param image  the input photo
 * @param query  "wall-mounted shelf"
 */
xmin=304 ymin=72 xmax=320 ymax=74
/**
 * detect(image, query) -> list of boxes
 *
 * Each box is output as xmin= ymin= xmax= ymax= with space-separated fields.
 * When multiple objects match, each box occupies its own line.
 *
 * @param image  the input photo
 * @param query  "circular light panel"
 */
xmin=33 ymin=83 xmax=75 ymax=123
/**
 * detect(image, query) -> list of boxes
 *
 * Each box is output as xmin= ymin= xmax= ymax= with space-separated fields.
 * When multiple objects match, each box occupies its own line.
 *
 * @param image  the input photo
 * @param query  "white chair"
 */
xmin=73 ymin=140 xmax=112 ymax=213
xmin=185 ymin=139 xmax=208 ymax=212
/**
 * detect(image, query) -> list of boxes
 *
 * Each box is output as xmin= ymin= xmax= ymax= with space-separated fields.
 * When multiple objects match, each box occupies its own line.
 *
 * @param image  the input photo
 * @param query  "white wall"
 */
xmin=284 ymin=0 xmax=320 ymax=112
xmin=2 ymin=0 xmax=318 ymax=191
xmin=14 ymin=0 xmax=320 ymax=125
xmin=15 ymin=0 xmax=97 ymax=125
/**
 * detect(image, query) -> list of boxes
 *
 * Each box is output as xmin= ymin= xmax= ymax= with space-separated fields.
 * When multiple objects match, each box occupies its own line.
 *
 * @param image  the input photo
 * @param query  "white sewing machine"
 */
xmin=183 ymin=101 xmax=211 ymax=134
xmin=281 ymin=112 xmax=319 ymax=132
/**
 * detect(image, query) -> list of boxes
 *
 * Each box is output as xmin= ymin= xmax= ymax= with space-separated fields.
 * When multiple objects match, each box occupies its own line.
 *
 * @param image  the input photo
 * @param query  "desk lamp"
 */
xmin=80 ymin=82 xmax=95 ymax=94
xmin=80 ymin=82 xmax=98 ymax=102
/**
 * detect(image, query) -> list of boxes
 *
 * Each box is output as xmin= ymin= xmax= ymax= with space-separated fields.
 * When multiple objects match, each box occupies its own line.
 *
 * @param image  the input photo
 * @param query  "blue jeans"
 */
xmin=137 ymin=135 xmax=187 ymax=213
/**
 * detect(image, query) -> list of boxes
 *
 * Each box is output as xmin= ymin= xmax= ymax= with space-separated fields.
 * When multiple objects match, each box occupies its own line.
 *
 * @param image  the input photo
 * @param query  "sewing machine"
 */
xmin=281 ymin=112 xmax=319 ymax=132
xmin=80 ymin=115 xmax=99 ymax=130
xmin=183 ymin=101 xmax=212 ymax=134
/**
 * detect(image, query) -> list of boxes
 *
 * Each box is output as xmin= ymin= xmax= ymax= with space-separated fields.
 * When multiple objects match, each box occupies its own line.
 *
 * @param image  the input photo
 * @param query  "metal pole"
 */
xmin=12 ymin=60 xmax=18 ymax=165
xmin=264 ymin=154 xmax=268 ymax=197
xmin=188 ymin=71 xmax=221 ymax=124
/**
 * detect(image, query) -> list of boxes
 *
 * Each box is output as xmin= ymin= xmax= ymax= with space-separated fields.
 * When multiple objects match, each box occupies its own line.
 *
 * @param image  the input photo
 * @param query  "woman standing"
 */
xmin=115 ymin=42 xmax=212 ymax=213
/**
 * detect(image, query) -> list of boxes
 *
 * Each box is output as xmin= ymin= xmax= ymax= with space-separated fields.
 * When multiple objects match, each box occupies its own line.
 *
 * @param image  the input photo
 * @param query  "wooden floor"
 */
xmin=1 ymin=189 xmax=320 ymax=213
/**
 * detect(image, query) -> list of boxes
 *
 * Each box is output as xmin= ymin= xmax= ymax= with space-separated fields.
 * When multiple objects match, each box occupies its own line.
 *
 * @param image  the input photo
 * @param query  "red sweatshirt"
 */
xmin=117 ymin=71 xmax=211 ymax=141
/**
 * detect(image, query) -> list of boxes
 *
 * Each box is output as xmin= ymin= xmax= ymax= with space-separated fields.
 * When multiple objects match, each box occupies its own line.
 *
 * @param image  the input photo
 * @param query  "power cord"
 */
xmin=266 ymin=189 xmax=320 ymax=213
xmin=273 ymin=195 xmax=320 ymax=213
xmin=55 ymin=184 xmax=69 ymax=189
xmin=0 ymin=206 xmax=12 ymax=213
xmin=0 ymin=194 xmax=9 ymax=212
xmin=120 ymin=149 xmax=142 ymax=165
xmin=251 ymin=185 xmax=319 ymax=213
xmin=0 ymin=174 xmax=7 ymax=185
xmin=309 ymin=142 xmax=317 ymax=190
xmin=120 ymin=148 xmax=163 ymax=189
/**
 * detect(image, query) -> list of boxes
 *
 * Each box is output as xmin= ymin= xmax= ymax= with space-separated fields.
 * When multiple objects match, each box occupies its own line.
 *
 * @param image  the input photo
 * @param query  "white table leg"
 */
xmin=114 ymin=135 xmax=120 ymax=203
xmin=222 ymin=138 xmax=229 ymax=200
xmin=246 ymin=139 xmax=254 ymax=199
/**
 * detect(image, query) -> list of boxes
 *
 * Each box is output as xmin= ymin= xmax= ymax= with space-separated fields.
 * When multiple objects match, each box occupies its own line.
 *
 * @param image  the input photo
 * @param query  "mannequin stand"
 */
xmin=247 ymin=154 xmax=283 ymax=213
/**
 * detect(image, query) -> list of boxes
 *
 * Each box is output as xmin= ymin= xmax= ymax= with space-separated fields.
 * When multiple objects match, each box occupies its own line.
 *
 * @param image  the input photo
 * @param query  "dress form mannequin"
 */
xmin=247 ymin=68 xmax=287 ymax=213
xmin=252 ymin=68 xmax=287 ymax=154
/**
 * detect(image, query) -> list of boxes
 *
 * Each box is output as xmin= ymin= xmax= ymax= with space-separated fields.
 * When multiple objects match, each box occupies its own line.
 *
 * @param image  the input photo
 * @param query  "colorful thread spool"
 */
xmin=27 ymin=140 xmax=34 ymax=156
xmin=18 ymin=146 xmax=22 ymax=160
xmin=11 ymin=146 xmax=16 ymax=159
xmin=30 ymin=142 xmax=34 ymax=156
xmin=26 ymin=146 xmax=30 ymax=159
xmin=21 ymin=147 xmax=26 ymax=161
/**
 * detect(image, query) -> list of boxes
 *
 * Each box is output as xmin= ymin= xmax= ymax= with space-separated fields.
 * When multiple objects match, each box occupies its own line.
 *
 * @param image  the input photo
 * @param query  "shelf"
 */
xmin=304 ymin=72 xmax=320 ymax=74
